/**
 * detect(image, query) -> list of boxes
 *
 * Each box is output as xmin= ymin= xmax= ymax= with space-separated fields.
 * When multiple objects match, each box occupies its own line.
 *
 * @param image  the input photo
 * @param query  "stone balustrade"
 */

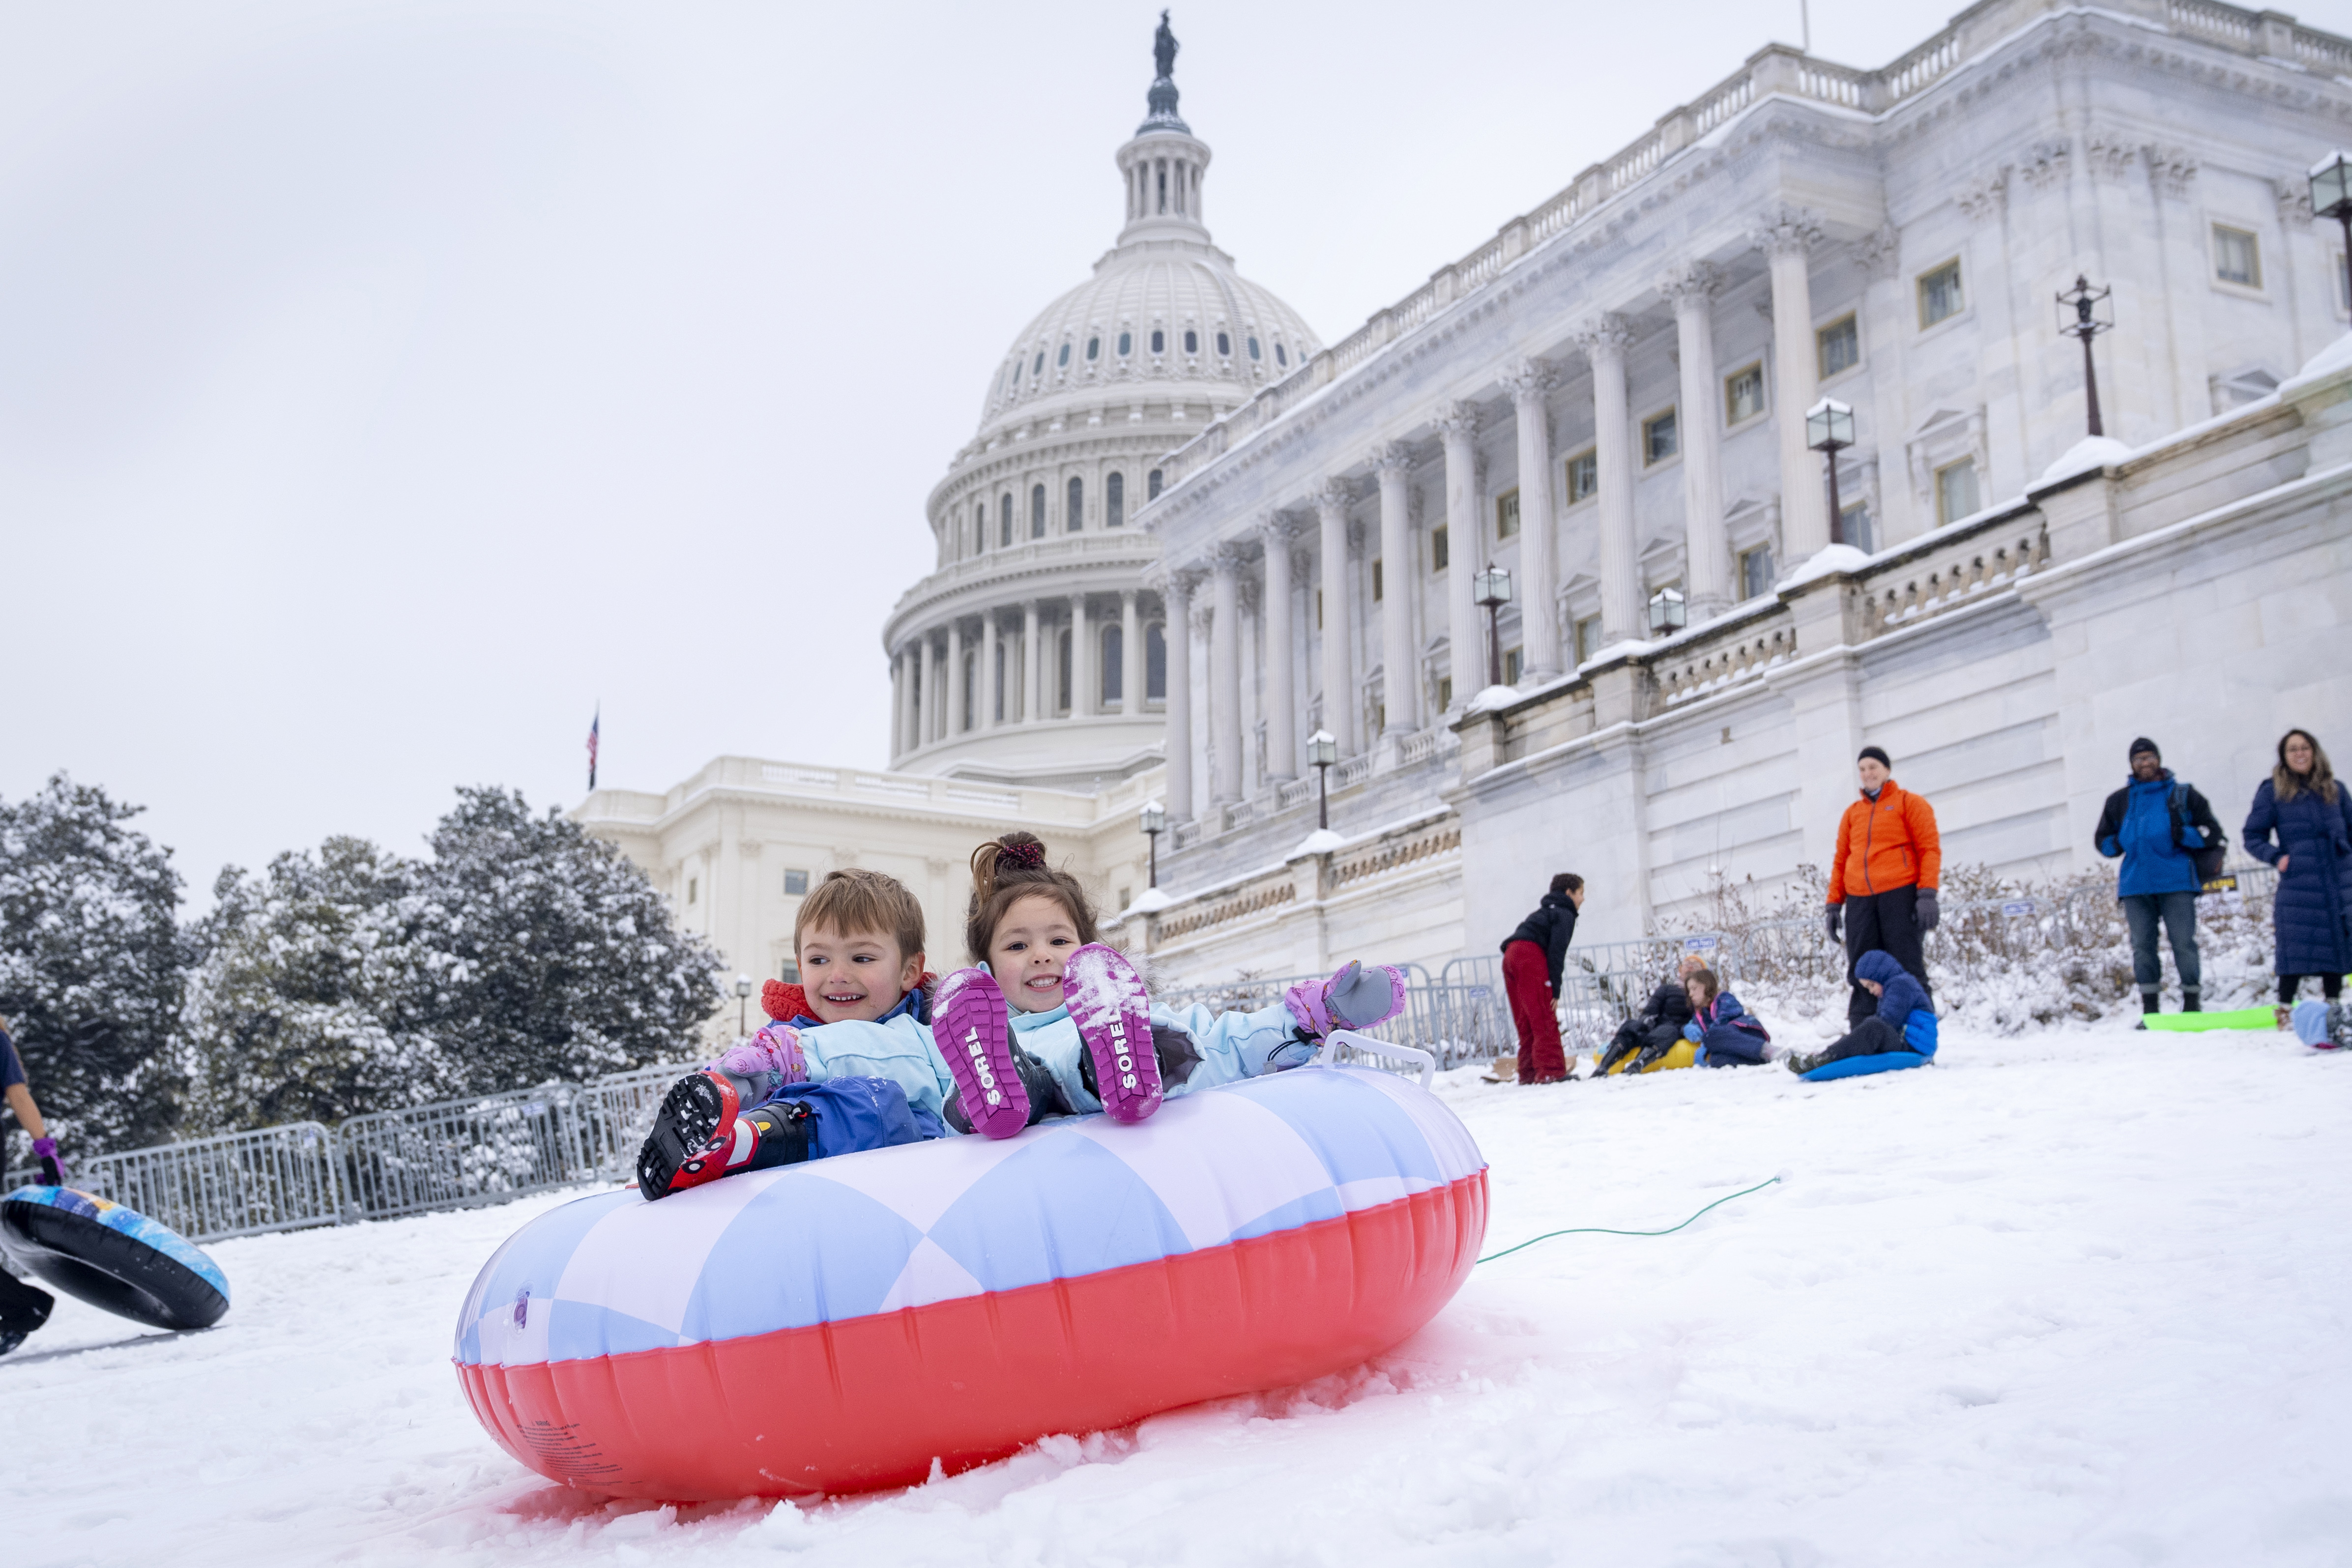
xmin=1857 ymin=514 xmax=2051 ymax=640
xmin=1655 ymin=606 xmax=1800 ymax=708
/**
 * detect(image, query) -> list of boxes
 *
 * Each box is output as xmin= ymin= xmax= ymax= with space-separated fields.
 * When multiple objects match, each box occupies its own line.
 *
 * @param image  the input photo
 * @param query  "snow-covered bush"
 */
xmin=0 ymin=775 xmax=193 ymax=1167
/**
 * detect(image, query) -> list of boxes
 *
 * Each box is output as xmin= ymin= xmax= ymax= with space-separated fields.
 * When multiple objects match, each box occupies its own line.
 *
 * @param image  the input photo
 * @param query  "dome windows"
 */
xmin=1032 ymin=351 xmax=1044 ymax=377
xmin=1057 ymin=343 xmax=1071 ymax=368
xmin=1247 ymin=336 xmax=1260 ymax=360
xmin=1086 ymin=336 xmax=1100 ymax=361
xmin=1276 ymin=342 xmax=1288 ymax=367
xmin=1067 ymin=476 xmax=1084 ymax=532
xmin=1000 ymin=494 xmax=1014 ymax=547
xmin=1184 ymin=329 xmax=1199 ymax=355
xmin=1216 ymin=331 xmax=1231 ymax=357
xmin=1106 ymin=471 xmax=1125 ymax=528
xmin=1150 ymin=328 xmax=1165 ymax=354
xmin=1031 ymin=484 xmax=1046 ymax=538
xmin=1118 ymin=331 xmax=1132 ymax=356
xmin=1148 ymin=468 xmax=1164 ymax=500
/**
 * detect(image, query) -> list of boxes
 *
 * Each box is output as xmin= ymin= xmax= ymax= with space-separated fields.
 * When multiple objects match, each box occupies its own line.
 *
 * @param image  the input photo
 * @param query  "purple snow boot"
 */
xmin=1285 ymin=961 xmax=1409 ymax=1042
xmin=935 ymin=967 xmax=1029 ymax=1139
xmin=1062 ymin=943 xmax=1162 ymax=1124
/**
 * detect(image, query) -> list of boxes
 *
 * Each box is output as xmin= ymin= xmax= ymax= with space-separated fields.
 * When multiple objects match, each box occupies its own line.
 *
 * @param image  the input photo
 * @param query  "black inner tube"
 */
xmin=0 ymin=1198 xmax=228 ymax=1332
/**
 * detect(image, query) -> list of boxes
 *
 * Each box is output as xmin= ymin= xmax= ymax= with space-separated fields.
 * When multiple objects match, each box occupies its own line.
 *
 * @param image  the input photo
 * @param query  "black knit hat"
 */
xmin=1858 ymin=745 xmax=1892 ymax=768
xmin=2128 ymin=736 xmax=2161 ymax=761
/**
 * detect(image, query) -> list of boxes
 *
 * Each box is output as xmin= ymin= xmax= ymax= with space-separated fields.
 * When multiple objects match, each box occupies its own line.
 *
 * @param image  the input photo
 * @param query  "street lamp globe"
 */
xmin=1306 ymin=729 xmax=1339 ymax=769
xmin=2311 ymin=149 xmax=2352 ymax=220
xmin=1473 ymin=564 xmax=1512 ymax=607
xmin=1647 ymin=585 xmax=1687 ymax=636
xmin=1138 ymin=800 xmax=1166 ymax=837
xmin=1804 ymin=397 xmax=1856 ymax=453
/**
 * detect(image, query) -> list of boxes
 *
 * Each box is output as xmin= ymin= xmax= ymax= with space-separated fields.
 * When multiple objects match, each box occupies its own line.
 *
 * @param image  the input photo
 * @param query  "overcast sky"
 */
xmin=7 ymin=0 xmax=2349 ymax=903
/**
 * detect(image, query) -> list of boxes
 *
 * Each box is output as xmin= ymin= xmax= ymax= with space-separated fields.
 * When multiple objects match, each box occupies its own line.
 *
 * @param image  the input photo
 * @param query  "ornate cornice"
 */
xmin=2018 ymin=138 xmax=2070 ymax=193
xmin=2146 ymin=144 xmax=2198 ymax=200
xmin=1434 ymin=400 xmax=1479 ymax=445
xmin=1955 ymin=165 xmax=2011 ymax=223
xmin=1503 ymin=357 xmax=1556 ymax=404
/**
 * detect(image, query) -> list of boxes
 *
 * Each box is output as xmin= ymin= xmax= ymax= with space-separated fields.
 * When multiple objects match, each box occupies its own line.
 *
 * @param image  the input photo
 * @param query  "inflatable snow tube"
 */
xmin=455 ymin=1062 xmax=1487 ymax=1501
xmin=0 ymin=1187 xmax=230 ymax=1331
xmin=1603 ymin=1041 xmax=1698 ymax=1076
xmin=1800 ymin=1050 xmax=1931 ymax=1082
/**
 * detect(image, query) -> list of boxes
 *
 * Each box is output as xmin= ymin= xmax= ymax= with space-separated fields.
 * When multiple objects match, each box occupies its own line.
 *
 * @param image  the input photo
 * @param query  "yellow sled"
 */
xmin=1602 ymin=1040 xmax=1699 ymax=1076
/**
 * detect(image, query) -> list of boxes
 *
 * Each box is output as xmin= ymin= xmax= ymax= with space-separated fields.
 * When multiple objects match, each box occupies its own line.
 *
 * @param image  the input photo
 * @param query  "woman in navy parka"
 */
xmin=2243 ymin=728 xmax=2352 ymax=1010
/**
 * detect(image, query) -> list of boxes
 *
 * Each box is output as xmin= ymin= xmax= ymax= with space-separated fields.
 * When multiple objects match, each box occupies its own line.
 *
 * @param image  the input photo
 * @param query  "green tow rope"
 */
xmin=1475 ymin=1175 xmax=1783 ymax=1265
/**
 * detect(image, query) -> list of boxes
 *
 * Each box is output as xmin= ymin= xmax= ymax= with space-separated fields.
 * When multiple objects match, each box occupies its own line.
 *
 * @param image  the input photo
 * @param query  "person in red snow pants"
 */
xmin=1500 ymin=873 xmax=1582 ymax=1083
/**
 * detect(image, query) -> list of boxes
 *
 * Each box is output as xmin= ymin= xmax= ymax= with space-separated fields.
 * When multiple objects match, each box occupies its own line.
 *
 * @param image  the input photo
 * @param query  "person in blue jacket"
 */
xmin=1783 ymin=950 xmax=1938 ymax=1075
xmin=1679 ymin=969 xmax=1772 ymax=1067
xmin=2093 ymin=736 xmax=2225 ymax=1023
xmin=2244 ymin=728 xmax=2352 ymax=1015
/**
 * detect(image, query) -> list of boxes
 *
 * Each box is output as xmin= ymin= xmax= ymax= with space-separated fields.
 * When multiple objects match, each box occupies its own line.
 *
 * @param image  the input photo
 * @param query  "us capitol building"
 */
xmin=582 ymin=1 xmax=2352 ymax=1030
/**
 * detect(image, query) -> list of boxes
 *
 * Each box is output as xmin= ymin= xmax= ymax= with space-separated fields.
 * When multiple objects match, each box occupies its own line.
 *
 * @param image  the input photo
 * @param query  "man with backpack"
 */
xmin=2094 ymin=736 xmax=2227 ymax=1023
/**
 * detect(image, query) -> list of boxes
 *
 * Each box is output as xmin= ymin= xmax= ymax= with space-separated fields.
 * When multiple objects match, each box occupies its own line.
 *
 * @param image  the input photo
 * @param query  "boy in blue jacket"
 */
xmin=1784 ymin=949 xmax=1938 ymax=1074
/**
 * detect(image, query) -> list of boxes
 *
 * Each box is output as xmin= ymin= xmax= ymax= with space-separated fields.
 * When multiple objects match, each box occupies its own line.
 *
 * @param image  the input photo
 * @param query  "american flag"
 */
xmin=587 ymin=706 xmax=600 ymax=790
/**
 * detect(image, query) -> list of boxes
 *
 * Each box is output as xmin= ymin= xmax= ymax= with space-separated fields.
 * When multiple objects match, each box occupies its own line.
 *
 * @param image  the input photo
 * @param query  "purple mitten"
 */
xmin=32 ymin=1136 xmax=63 ymax=1187
xmin=1285 ymin=961 xmax=1408 ymax=1040
xmin=719 ymin=1024 xmax=807 ymax=1086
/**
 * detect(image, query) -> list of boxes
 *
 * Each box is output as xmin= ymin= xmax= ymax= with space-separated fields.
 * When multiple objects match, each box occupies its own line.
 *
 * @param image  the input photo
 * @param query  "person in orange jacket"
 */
xmin=1826 ymin=746 xmax=1941 ymax=1027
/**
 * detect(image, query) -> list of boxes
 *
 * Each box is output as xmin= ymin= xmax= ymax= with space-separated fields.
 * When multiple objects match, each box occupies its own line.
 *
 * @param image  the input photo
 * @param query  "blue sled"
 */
xmin=1800 ymin=1050 xmax=1932 ymax=1083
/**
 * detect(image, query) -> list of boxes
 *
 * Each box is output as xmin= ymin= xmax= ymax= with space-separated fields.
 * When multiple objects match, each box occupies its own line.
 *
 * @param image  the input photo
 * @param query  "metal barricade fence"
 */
xmin=3 ymin=1123 xmax=348 ymax=1244
xmin=341 ymin=1081 xmax=606 ymax=1221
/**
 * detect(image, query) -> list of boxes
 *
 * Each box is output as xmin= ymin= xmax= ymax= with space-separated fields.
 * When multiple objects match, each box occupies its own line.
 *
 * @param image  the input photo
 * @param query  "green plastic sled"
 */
xmin=2143 ymin=1006 xmax=2279 ymax=1032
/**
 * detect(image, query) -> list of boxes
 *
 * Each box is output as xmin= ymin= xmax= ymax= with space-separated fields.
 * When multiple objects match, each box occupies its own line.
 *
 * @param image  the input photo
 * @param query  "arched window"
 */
xmin=1117 ymin=331 xmax=1132 ymax=356
xmin=974 ymin=503 xmax=986 ymax=553
xmin=1067 ymin=476 xmax=1084 ymax=532
xmin=1151 ymin=328 xmax=1165 ymax=354
xmin=1275 ymin=342 xmax=1287 ymax=367
xmin=1146 ymin=622 xmax=1167 ymax=701
xmin=1248 ymin=336 xmax=1261 ymax=360
xmin=1216 ymin=331 xmax=1231 ymax=357
xmin=1101 ymin=624 xmax=1123 ymax=703
xmin=1057 ymin=343 xmax=1071 ymax=368
xmin=1148 ymin=468 xmax=1164 ymax=501
xmin=1086 ymin=336 xmax=1100 ymax=360
xmin=1032 ymin=351 xmax=1044 ymax=377
xmin=1000 ymin=493 xmax=1013 ymax=546
xmin=961 ymin=650 xmax=976 ymax=731
xmin=1184 ymin=329 xmax=1199 ymax=354
xmin=1057 ymin=627 xmax=1074 ymax=712
xmin=1031 ymin=484 xmax=1046 ymax=538
xmin=1106 ymin=471 xmax=1125 ymax=528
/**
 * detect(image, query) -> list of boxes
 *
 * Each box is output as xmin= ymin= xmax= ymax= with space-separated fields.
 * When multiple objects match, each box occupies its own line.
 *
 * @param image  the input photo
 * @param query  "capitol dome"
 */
xmin=881 ymin=18 xmax=1320 ymax=791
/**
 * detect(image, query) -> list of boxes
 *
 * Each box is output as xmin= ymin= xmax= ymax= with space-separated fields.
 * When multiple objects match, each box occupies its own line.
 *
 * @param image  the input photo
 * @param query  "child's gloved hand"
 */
xmin=1286 ymin=961 xmax=1408 ymax=1040
xmin=1683 ymin=1021 xmax=1702 ymax=1044
xmin=32 ymin=1136 xmax=63 ymax=1186
xmin=718 ymin=1025 xmax=807 ymax=1095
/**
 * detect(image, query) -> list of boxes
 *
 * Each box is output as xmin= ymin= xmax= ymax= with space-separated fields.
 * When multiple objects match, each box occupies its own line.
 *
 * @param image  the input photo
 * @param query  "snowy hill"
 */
xmin=9 ymin=1016 xmax=2351 ymax=1567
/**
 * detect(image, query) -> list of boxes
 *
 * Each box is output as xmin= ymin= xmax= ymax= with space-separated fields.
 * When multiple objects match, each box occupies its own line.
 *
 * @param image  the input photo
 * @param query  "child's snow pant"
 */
xmin=1502 ymin=939 xmax=1568 ymax=1081
xmin=1843 ymin=885 xmax=1934 ymax=1027
xmin=1813 ymin=1014 xmax=1912 ymax=1067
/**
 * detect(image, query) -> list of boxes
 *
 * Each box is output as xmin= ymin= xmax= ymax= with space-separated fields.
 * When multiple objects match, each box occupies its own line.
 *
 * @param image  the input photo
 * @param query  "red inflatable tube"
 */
xmin=459 ymin=1173 xmax=1485 ymax=1500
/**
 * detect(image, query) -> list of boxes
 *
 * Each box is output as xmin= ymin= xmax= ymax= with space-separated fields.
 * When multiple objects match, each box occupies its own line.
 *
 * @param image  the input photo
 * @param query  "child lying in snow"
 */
xmin=1679 ymin=968 xmax=1772 ymax=1067
xmin=1783 ymin=949 xmax=1939 ymax=1075
xmin=932 ymin=831 xmax=1410 ymax=1139
xmin=635 ymin=869 xmax=954 ymax=1200
xmin=2289 ymin=999 xmax=2352 ymax=1049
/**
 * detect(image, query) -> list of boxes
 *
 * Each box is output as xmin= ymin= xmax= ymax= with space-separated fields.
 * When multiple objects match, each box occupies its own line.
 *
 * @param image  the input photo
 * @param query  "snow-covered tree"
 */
xmin=0 ymin=774 xmax=190 ymax=1164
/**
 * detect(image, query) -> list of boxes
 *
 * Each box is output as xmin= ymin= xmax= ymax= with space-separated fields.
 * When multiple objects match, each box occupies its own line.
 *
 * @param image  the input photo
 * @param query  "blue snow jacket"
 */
xmin=1857 ymin=950 xmax=1938 ymax=1056
xmin=788 ymin=990 xmax=960 ymax=1126
xmin=2244 ymin=777 xmax=2352 ymax=978
xmin=1011 ymin=995 xmax=1311 ymax=1116
xmin=1682 ymin=991 xmax=1771 ymax=1067
xmin=2095 ymin=771 xmax=2211 ymax=898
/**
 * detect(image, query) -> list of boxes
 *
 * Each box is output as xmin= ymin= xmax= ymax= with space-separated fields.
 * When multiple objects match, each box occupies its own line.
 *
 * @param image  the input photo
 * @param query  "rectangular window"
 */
xmin=1031 ymin=485 xmax=1046 ymax=538
xmin=1574 ymin=614 xmax=1600 ymax=665
xmin=1643 ymin=407 xmax=1679 ymax=466
xmin=1117 ymin=887 xmax=1132 ymax=913
xmin=1067 ymin=476 xmax=1084 ymax=533
xmin=1371 ymin=559 xmax=1383 ymax=601
xmin=778 ymin=959 xmax=800 ymax=983
xmin=1000 ymin=494 xmax=1013 ymax=547
xmin=1817 ymin=314 xmax=1859 ymax=378
xmin=784 ymin=869 xmax=810 ymax=897
xmin=1101 ymin=624 xmax=1123 ymax=702
xmin=1503 ymin=646 xmax=1523 ymax=684
xmin=1145 ymin=621 xmax=1167 ymax=700
xmin=1495 ymin=488 xmax=1520 ymax=540
xmin=1839 ymin=501 xmax=1875 ymax=554
xmin=1724 ymin=363 xmax=1765 ymax=425
xmin=1373 ymin=701 xmax=1386 ymax=733
xmin=688 ymin=877 xmax=699 ymax=905
xmin=1437 ymin=676 xmax=1453 ymax=710
xmin=1935 ymin=458 xmax=1980 ymax=525
xmin=1057 ymin=627 xmax=1072 ymax=711
xmin=2213 ymin=224 xmax=2261 ymax=288
xmin=1918 ymin=260 xmax=1964 ymax=328
xmin=1106 ymin=471 xmax=1125 ymax=528
xmin=1739 ymin=545 xmax=1774 ymax=600
xmin=1316 ymin=590 xmax=1323 ymax=630
xmin=1431 ymin=525 xmax=1450 ymax=572
xmin=1566 ymin=449 xmax=1597 ymax=504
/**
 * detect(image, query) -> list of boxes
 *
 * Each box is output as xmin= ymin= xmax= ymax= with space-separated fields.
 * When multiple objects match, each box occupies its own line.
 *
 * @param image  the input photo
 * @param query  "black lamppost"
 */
xmin=2055 ymin=274 xmax=2114 ymax=438
xmin=1473 ymin=564 xmax=1513 ymax=687
xmin=734 ymin=974 xmax=753 ymax=1035
xmin=1647 ymin=585 xmax=1687 ymax=637
xmin=1307 ymin=728 xmax=1338 ymax=830
xmin=2312 ymin=151 xmax=2352 ymax=317
xmin=1805 ymin=396 xmax=1857 ymax=545
xmin=1138 ymin=799 xmax=1166 ymax=887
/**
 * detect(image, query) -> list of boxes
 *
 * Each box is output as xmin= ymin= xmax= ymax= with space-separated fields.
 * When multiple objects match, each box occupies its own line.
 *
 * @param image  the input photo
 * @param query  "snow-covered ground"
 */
xmin=11 ymin=1015 xmax=2352 ymax=1568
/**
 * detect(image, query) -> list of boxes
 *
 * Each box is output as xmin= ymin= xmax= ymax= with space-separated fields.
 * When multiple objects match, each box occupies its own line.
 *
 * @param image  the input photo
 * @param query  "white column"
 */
xmin=1436 ymin=402 xmax=1482 ymax=701
xmin=1022 ymin=600 xmax=1042 ymax=723
xmin=1316 ymin=481 xmax=1358 ymax=755
xmin=1210 ymin=545 xmax=1244 ymax=801
xmin=1503 ymin=366 xmax=1560 ymax=677
xmin=1072 ymin=593 xmax=1093 ymax=717
xmin=980 ymin=612 xmax=999 ymax=730
xmin=1120 ymin=589 xmax=1142 ymax=716
xmin=1757 ymin=207 xmax=1827 ymax=560
xmin=916 ymin=633 xmax=937 ymax=747
xmin=888 ymin=648 xmax=906 ymax=761
xmin=2150 ymin=152 xmax=2208 ymax=430
xmin=1660 ymin=262 xmax=1731 ymax=618
xmin=945 ymin=619 xmax=965 ymax=736
xmin=1578 ymin=315 xmax=1642 ymax=643
xmin=1161 ymin=571 xmax=1197 ymax=820
xmin=1372 ymin=443 xmax=1419 ymax=731
xmin=1257 ymin=516 xmax=1296 ymax=775
xmin=1855 ymin=226 xmax=1915 ymax=545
